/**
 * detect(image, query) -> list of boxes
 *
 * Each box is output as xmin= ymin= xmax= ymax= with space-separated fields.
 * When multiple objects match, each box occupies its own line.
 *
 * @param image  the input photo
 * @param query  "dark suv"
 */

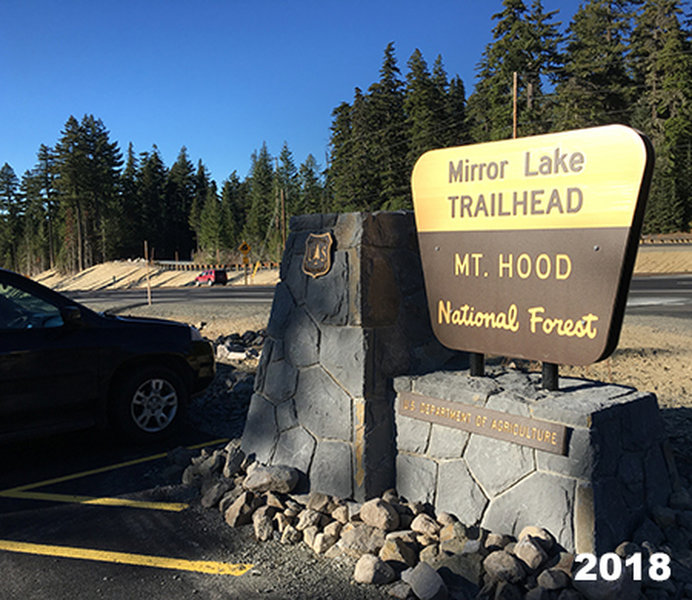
xmin=0 ymin=268 xmax=215 ymax=443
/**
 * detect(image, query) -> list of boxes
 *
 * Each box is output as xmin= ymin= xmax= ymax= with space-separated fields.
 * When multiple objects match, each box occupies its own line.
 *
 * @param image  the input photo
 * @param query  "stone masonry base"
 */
xmin=394 ymin=367 xmax=674 ymax=554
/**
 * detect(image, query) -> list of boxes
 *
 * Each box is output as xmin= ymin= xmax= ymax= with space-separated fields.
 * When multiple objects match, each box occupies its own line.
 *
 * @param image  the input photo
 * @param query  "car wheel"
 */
xmin=112 ymin=366 xmax=187 ymax=442
xmin=207 ymin=279 xmax=213 ymax=286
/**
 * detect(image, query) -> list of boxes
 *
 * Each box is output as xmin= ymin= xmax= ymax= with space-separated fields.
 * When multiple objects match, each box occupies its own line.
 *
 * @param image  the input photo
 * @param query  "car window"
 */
xmin=0 ymin=281 xmax=64 ymax=329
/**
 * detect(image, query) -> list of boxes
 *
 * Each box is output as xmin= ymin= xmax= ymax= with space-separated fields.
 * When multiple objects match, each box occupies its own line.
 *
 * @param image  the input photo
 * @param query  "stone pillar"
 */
xmin=394 ymin=367 xmax=674 ymax=554
xmin=241 ymin=212 xmax=454 ymax=501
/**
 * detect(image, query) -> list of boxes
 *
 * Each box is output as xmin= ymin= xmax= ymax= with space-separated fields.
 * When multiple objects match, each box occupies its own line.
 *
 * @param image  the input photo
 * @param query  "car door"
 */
xmin=0 ymin=276 xmax=100 ymax=430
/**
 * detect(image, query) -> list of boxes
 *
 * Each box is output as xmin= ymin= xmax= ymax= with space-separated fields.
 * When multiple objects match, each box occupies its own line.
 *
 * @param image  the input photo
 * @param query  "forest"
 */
xmin=1 ymin=0 xmax=690 ymax=274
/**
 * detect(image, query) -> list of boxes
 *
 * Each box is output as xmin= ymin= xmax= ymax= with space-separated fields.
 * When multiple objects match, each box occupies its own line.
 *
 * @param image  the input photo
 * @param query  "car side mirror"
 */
xmin=61 ymin=305 xmax=83 ymax=327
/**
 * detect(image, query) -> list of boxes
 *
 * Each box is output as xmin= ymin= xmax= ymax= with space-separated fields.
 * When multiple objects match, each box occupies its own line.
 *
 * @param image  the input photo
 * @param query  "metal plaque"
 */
xmin=397 ymin=391 xmax=568 ymax=455
xmin=302 ymin=232 xmax=333 ymax=279
xmin=411 ymin=125 xmax=653 ymax=366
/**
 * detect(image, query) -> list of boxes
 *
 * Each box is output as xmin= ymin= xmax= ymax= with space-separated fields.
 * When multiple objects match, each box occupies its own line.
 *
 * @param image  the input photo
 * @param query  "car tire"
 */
xmin=112 ymin=366 xmax=187 ymax=442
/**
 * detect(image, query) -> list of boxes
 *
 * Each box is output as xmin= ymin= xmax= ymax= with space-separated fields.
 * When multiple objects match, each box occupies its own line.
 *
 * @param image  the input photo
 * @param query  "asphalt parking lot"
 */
xmin=0 ymin=426 xmax=392 ymax=600
xmin=0 ymin=427 xmax=263 ymax=599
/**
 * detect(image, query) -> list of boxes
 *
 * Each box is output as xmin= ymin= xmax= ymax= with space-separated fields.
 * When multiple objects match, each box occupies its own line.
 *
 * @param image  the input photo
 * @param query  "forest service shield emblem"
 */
xmin=302 ymin=233 xmax=333 ymax=279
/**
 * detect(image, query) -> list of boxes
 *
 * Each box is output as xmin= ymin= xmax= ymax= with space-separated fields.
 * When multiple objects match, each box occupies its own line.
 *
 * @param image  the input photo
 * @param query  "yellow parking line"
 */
xmin=0 ymin=491 xmax=188 ymax=512
xmin=1 ymin=438 xmax=229 ymax=494
xmin=0 ymin=540 xmax=253 ymax=576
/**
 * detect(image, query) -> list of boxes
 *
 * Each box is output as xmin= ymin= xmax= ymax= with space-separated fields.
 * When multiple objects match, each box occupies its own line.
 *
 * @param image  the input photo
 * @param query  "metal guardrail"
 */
xmin=154 ymin=260 xmax=280 ymax=271
xmin=640 ymin=234 xmax=692 ymax=246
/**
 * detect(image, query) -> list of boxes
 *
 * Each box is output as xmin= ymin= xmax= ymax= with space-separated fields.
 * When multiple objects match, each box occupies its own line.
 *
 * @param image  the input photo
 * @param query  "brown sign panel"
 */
xmin=411 ymin=125 xmax=653 ymax=365
xmin=397 ymin=391 xmax=568 ymax=455
xmin=302 ymin=232 xmax=333 ymax=279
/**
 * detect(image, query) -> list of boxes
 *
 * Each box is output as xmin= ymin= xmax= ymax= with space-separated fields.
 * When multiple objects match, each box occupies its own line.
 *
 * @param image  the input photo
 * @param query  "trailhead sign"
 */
xmin=411 ymin=125 xmax=653 ymax=366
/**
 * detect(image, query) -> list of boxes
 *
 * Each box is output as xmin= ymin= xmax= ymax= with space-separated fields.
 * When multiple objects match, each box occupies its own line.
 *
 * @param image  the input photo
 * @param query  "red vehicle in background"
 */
xmin=194 ymin=269 xmax=228 ymax=286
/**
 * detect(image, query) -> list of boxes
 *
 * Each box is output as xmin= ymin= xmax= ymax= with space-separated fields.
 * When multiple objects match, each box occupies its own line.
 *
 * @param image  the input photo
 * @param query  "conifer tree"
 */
xmin=553 ymin=0 xmax=634 ymax=130
xmin=348 ymin=87 xmax=380 ymax=210
xmin=0 ymin=163 xmax=21 ymax=269
xmin=296 ymin=154 xmax=323 ymax=214
xmin=189 ymin=159 xmax=211 ymax=251
xmin=199 ymin=181 xmax=222 ymax=259
xmin=468 ymin=0 xmax=561 ymax=140
xmin=18 ymin=168 xmax=47 ymax=274
xmin=119 ymin=142 xmax=141 ymax=257
xmin=220 ymin=170 xmax=247 ymax=249
xmin=244 ymin=143 xmax=275 ymax=249
xmin=165 ymin=147 xmax=196 ymax=259
xmin=34 ymin=145 xmax=59 ymax=268
xmin=327 ymin=101 xmax=354 ymax=211
xmin=276 ymin=142 xmax=299 ymax=218
xmin=446 ymin=76 xmax=470 ymax=146
xmin=405 ymin=49 xmax=445 ymax=168
xmin=369 ymin=42 xmax=410 ymax=210
xmin=54 ymin=115 xmax=121 ymax=270
xmin=79 ymin=115 xmax=122 ymax=263
xmin=137 ymin=146 xmax=168 ymax=259
xmin=630 ymin=0 xmax=692 ymax=232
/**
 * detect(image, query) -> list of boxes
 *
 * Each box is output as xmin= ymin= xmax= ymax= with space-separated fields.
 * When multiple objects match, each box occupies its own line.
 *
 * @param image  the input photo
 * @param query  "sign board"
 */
xmin=302 ymin=232 xmax=333 ymax=279
xmin=411 ymin=125 xmax=653 ymax=366
xmin=397 ymin=391 xmax=568 ymax=455
xmin=238 ymin=241 xmax=251 ymax=255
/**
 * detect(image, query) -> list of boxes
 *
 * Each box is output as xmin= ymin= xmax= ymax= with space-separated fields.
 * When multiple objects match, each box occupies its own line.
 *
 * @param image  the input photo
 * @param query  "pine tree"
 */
xmin=553 ymin=0 xmax=634 ymax=130
xmin=199 ymin=181 xmax=222 ymax=259
xmin=220 ymin=170 xmax=247 ymax=249
xmin=296 ymin=154 xmax=323 ymax=214
xmin=523 ymin=0 xmax=562 ymax=133
xmin=0 ymin=163 xmax=21 ymax=270
xmin=468 ymin=0 xmax=561 ymax=140
xmin=327 ymin=101 xmax=354 ymax=211
xmin=119 ymin=142 xmax=141 ymax=257
xmin=35 ymin=144 xmax=58 ymax=268
xmin=348 ymin=87 xmax=380 ymax=210
xmin=54 ymin=115 xmax=122 ymax=270
xmin=405 ymin=49 xmax=445 ymax=168
xmin=137 ymin=146 xmax=168 ymax=259
xmin=446 ymin=76 xmax=470 ymax=146
xmin=165 ymin=147 xmax=196 ymax=259
xmin=189 ymin=159 xmax=211 ymax=251
xmin=18 ymin=168 xmax=47 ymax=274
xmin=630 ymin=0 xmax=692 ymax=232
xmin=369 ymin=42 xmax=410 ymax=210
xmin=244 ymin=143 xmax=275 ymax=251
xmin=55 ymin=116 xmax=87 ymax=271
xmin=276 ymin=142 xmax=299 ymax=218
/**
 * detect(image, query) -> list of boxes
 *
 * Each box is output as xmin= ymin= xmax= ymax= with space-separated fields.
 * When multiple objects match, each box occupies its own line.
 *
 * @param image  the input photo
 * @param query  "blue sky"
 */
xmin=1 ymin=0 xmax=582 ymax=185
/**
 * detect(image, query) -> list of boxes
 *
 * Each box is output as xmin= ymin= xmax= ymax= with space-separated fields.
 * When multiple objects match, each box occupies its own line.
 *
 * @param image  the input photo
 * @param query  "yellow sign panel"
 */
xmin=412 ymin=124 xmax=648 ymax=233
xmin=238 ymin=241 xmax=251 ymax=255
xmin=411 ymin=125 xmax=653 ymax=366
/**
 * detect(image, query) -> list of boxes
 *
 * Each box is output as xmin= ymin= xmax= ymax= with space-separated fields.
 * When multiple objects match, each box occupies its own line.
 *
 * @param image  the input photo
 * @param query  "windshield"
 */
xmin=0 ymin=281 xmax=64 ymax=330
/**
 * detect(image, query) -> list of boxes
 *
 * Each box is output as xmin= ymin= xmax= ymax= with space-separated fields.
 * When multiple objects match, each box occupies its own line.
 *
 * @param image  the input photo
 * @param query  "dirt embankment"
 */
xmin=34 ymin=260 xmax=280 ymax=291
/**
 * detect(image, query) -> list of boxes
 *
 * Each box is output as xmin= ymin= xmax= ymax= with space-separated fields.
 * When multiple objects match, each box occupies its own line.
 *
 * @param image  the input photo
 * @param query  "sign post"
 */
xmin=238 ymin=241 xmax=251 ymax=286
xmin=411 ymin=125 xmax=653 ymax=378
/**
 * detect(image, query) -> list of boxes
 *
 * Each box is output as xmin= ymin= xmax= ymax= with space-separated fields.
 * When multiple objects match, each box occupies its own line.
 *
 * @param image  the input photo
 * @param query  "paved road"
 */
xmin=64 ymin=276 xmax=692 ymax=320
xmin=627 ymin=275 xmax=692 ymax=317
xmin=65 ymin=285 xmax=275 ymax=311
